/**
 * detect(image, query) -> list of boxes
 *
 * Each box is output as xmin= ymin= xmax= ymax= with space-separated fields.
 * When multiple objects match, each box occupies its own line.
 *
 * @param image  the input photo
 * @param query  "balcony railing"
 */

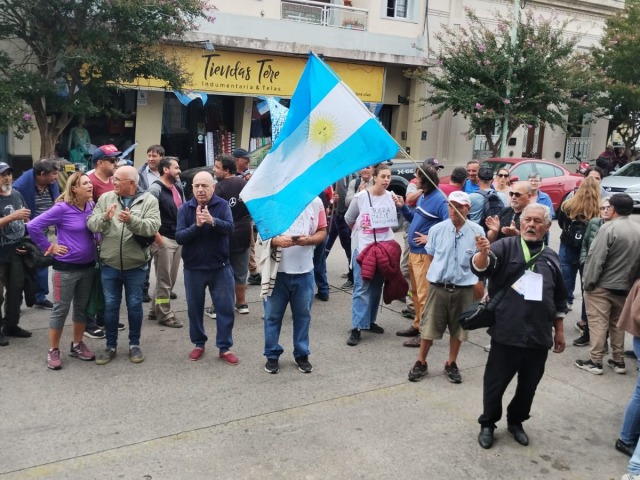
xmin=281 ymin=0 xmax=368 ymax=31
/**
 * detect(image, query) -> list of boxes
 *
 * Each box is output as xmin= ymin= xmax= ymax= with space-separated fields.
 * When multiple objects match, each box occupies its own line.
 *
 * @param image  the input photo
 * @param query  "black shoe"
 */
xmin=478 ymin=427 xmax=494 ymax=449
xmin=341 ymin=280 xmax=354 ymax=289
xmin=118 ymin=323 xmax=125 ymax=331
xmin=401 ymin=308 xmax=415 ymax=319
xmin=295 ymin=356 xmax=313 ymax=373
xmin=170 ymin=291 xmax=177 ymax=300
xmin=83 ymin=327 xmax=105 ymax=339
xmin=444 ymin=361 xmax=462 ymax=384
xmin=2 ymin=325 xmax=32 ymax=338
xmin=347 ymin=328 xmax=361 ymax=346
xmin=507 ymin=424 xmax=529 ymax=446
xmin=247 ymin=273 xmax=262 ymax=286
xmin=142 ymin=292 xmax=151 ymax=303
xmin=34 ymin=299 xmax=53 ymax=310
xmin=315 ymin=293 xmax=329 ymax=301
xmin=0 ymin=334 xmax=8 ymax=346
xmin=265 ymin=358 xmax=279 ymax=374
xmin=408 ymin=360 xmax=428 ymax=382
xmin=616 ymin=439 xmax=634 ymax=457
xmin=573 ymin=333 xmax=590 ymax=347
xmin=368 ymin=323 xmax=384 ymax=334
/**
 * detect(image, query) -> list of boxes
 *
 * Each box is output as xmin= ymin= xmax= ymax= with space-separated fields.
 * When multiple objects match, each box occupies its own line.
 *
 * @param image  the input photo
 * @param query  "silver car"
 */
xmin=601 ymin=161 xmax=640 ymax=208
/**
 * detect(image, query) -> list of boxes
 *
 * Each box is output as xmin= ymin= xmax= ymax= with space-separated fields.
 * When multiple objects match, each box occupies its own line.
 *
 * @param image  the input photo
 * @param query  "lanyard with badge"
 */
xmin=512 ymin=237 xmax=544 ymax=301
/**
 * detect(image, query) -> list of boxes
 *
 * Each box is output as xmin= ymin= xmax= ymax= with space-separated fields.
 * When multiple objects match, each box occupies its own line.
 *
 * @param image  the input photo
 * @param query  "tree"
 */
xmin=0 ymin=0 xmax=216 ymax=159
xmin=409 ymin=8 xmax=598 ymax=156
xmin=592 ymin=0 xmax=640 ymax=154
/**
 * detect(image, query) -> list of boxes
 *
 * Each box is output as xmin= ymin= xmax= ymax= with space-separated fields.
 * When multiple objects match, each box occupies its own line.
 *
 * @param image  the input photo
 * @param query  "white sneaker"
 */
xmin=575 ymin=359 xmax=603 ymax=375
xmin=205 ymin=305 xmax=216 ymax=319
xmin=621 ymin=474 xmax=640 ymax=480
xmin=235 ymin=304 xmax=249 ymax=314
xmin=484 ymin=344 xmax=491 ymax=353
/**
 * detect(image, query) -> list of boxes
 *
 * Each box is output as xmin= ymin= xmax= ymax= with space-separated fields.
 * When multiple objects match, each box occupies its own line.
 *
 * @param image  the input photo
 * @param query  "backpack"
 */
xmin=477 ymin=189 xmax=504 ymax=230
xmin=561 ymin=218 xmax=588 ymax=248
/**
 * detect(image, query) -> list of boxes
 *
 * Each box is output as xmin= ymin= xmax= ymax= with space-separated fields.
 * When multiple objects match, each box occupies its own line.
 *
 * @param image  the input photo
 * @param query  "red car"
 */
xmin=441 ymin=158 xmax=583 ymax=212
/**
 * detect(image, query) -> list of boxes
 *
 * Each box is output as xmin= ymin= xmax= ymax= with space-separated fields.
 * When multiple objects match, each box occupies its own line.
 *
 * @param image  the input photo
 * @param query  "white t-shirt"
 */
xmin=345 ymin=189 xmax=397 ymax=254
xmin=279 ymin=197 xmax=326 ymax=274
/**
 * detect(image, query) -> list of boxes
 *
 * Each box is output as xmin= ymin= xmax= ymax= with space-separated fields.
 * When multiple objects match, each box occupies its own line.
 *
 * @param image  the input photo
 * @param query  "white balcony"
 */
xmin=281 ymin=0 xmax=368 ymax=31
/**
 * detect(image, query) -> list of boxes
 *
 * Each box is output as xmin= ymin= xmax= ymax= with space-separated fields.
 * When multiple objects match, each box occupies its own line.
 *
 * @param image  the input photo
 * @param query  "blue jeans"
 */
xmin=621 ymin=337 xmax=640 ymax=455
xmin=263 ymin=271 xmax=314 ymax=359
xmin=184 ymin=266 xmax=235 ymax=351
xmin=101 ymin=264 xmax=147 ymax=349
xmin=313 ymin=236 xmax=329 ymax=297
xmin=559 ymin=243 xmax=581 ymax=304
xmin=35 ymin=266 xmax=49 ymax=303
xmin=351 ymin=248 xmax=384 ymax=330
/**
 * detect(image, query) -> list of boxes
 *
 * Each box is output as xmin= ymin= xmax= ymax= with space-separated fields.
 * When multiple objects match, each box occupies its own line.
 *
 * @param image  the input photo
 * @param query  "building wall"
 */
xmin=133 ymin=91 xmax=164 ymax=166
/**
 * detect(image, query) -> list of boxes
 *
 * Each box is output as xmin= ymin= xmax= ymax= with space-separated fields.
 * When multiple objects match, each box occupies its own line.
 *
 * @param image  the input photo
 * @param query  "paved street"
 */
xmin=0 ymin=221 xmax=635 ymax=479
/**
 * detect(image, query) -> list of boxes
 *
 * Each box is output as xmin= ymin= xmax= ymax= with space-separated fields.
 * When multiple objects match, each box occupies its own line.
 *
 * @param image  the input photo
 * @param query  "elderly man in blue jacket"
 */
xmin=176 ymin=171 xmax=238 ymax=366
xmin=13 ymin=159 xmax=60 ymax=309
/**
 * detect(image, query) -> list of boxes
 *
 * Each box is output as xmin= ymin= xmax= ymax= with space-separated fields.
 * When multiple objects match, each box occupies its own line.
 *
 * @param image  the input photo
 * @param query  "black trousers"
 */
xmin=478 ymin=340 xmax=548 ymax=428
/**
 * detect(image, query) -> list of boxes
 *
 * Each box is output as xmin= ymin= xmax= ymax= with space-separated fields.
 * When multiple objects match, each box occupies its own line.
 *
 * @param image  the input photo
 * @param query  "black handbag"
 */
xmin=459 ymin=256 xmax=538 ymax=330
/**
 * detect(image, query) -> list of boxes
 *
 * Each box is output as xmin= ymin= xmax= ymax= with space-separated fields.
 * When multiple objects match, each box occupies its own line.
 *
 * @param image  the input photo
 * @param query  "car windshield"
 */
xmin=614 ymin=162 xmax=640 ymax=177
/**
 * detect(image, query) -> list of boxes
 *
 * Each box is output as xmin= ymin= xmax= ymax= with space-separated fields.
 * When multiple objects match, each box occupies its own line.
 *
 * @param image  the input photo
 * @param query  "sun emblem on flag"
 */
xmin=308 ymin=112 xmax=339 ymax=151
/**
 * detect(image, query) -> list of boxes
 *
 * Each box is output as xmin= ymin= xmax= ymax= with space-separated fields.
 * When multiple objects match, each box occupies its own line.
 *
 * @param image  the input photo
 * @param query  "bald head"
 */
xmin=193 ymin=171 xmax=215 ymax=205
xmin=113 ymin=165 xmax=139 ymax=196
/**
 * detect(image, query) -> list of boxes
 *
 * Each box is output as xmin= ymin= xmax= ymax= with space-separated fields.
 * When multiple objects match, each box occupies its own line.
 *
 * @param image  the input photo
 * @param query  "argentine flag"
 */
xmin=240 ymin=53 xmax=399 ymax=240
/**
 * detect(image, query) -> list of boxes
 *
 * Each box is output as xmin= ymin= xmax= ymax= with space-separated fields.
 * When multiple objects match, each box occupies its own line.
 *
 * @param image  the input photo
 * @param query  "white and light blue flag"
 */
xmin=240 ymin=53 xmax=399 ymax=239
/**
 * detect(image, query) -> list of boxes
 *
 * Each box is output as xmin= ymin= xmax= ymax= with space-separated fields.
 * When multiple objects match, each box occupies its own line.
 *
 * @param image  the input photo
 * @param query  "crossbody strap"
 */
xmin=366 ymin=190 xmax=377 ymax=244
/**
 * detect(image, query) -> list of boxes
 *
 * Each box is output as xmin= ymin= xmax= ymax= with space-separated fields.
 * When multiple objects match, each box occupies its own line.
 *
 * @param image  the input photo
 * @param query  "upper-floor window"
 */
xmin=386 ymin=0 xmax=408 ymax=18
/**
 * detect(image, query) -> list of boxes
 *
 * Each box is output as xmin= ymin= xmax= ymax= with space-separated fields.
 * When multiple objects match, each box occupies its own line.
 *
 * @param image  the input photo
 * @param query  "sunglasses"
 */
xmin=509 ymin=191 xmax=523 ymax=198
xmin=497 ymin=174 xmax=509 ymax=178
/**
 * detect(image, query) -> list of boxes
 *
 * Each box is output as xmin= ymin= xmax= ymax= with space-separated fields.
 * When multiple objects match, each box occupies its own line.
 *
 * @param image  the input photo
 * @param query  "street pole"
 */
xmin=498 ymin=0 xmax=521 ymax=157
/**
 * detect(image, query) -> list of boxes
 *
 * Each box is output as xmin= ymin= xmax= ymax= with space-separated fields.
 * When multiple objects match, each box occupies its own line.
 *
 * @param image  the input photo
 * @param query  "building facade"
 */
xmin=8 ymin=0 xmax=623 ymax=171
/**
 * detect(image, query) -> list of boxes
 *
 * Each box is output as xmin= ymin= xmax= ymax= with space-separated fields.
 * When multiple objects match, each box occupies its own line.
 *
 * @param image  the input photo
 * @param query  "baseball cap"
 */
xmin=92 ymin=144 xmax=121 ymax=164
xmin=478 ymin=166 xmax=494 ymax=181
xmin=448 ymin=191 xmax=471 ymax=207
xmin=232 ymin=148 xmax=250 ymax=159
xmin=0 ymin=162 xmax=13 ymax=174
xmin=423 ymin=158 xmax=444 ymax=170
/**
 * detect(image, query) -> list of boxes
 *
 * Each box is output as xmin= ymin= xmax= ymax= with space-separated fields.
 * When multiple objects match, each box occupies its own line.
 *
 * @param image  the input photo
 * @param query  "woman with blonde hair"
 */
xmin=27 ymin=172 xmax=97 ymax=370
xmin=557 ymin=176 xmax=601 ymax=310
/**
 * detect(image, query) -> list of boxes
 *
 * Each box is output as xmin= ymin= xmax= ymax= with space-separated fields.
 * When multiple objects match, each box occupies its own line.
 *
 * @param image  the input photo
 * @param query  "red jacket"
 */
xmin=356 ymin=240 xmax=408 ymax=303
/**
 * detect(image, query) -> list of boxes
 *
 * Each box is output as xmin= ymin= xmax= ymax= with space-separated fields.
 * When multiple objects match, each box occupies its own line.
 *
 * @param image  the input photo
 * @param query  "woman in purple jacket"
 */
xmin=27 ymin=172 xmax=97 ymax=370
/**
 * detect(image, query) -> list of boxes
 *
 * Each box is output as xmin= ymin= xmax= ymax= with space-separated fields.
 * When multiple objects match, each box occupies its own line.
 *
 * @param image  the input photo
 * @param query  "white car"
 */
xmin=601 ymin=161 xmax=640 ymax=208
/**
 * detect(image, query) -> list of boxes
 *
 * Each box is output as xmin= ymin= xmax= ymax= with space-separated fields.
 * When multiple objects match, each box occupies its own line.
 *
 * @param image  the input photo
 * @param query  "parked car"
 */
xmin=440 ymin=158 xmax=582 ymax=213
xmin=601 ymin=160 xmax=640 ymax=209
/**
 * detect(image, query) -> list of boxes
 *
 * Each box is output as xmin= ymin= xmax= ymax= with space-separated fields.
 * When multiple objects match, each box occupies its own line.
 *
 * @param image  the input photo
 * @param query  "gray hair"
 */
xmin=522 ymin=203 xmax=552 ymax=224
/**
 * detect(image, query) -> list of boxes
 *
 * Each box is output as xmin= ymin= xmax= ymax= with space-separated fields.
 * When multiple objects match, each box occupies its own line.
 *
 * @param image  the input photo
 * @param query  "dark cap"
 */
xmin=92 ymin=144 xmax=121 ymax=164
xmin=232 ymin=148 xmax=250 ymax=159
xmin=0 ymin=162 xmax=13 ymax=174
xmin=478 ymin=166 xmax=494 ymax=181
xmin=423 ymin=158 xmax=444 ymax=170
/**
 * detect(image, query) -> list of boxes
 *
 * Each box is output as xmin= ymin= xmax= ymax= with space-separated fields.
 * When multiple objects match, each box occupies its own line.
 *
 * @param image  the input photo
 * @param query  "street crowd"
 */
xmin=1 ymin=149 xmax=640 ymax=478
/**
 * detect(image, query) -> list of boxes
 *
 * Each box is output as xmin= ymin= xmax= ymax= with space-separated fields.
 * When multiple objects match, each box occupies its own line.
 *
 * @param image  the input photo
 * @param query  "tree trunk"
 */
xmin=31 ymin=101 xmax=72 ymax=159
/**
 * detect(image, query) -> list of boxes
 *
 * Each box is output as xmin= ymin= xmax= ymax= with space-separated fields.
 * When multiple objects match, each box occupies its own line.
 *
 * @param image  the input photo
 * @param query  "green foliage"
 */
xmin=592 ymin=0 xmax=640 ymax=152
xmin=0 ymin=0 xmax=216 ymax=157
xmin=409 ymin=8 xmax=597 ymax=155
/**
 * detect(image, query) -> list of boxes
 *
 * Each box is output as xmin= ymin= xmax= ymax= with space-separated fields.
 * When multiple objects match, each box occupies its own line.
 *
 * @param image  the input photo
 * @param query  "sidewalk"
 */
xmin=0 ymin=223 xmax=634 ymax=479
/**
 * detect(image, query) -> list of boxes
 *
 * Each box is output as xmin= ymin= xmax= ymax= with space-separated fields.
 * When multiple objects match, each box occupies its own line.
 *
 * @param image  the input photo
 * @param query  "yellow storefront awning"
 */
xmin=120 ymin=46 xmax=385 ymax=103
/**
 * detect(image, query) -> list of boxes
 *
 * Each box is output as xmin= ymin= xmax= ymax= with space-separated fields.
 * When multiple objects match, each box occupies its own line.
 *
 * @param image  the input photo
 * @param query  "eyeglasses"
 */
xmin=600 ymin=206 xmax=611 ymax=211
xmin=528 ymin=179 xmax=540 ymax=183
xmin=509 ymin=191 xmax=523 ymax=198
xmin=497 ymin=174 xmax=509 ymax=178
